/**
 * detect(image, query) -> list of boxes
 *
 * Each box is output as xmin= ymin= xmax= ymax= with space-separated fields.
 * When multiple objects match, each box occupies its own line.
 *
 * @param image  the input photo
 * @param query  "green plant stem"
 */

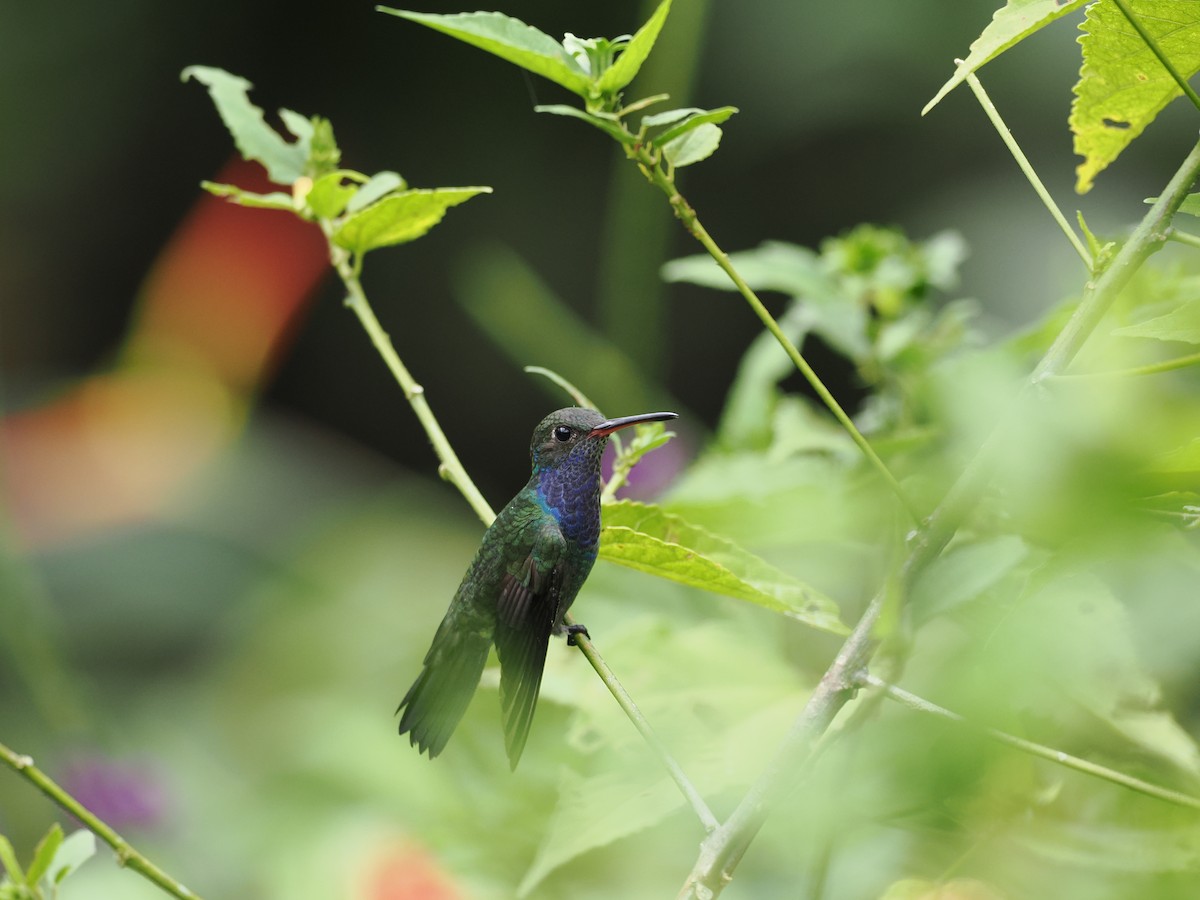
xmin=1050 ymin=350 xmax=1200 ymax=379
xmin=677 ymin=591 xmax=885 ymax=899
xmin=1169 ymin=229 xmax=1200 ymax=250
xmin=962 ymin=68 xmax=1092 ymax=269
xmin=323 ymin=231 xmax=495 ymax=525
xmin=564 ymin=624 xmax=719 ymax=832
xmin=862 ymin=675 xmax=1200 ymax=812
xmin=676 ymin=118 xmax=1200 ymax=900
xmin=0 ymin=742 xmax=202 ymax=899
xmin=908 ymin=136 xmax=1200 ymax=585
xmin=1111 ymin=0 xmax=1200 ymax=114
xmin=323 ymin=229 xmax=715 ymax=829
xmin=630 ymin=148 xmax=922 ymax=525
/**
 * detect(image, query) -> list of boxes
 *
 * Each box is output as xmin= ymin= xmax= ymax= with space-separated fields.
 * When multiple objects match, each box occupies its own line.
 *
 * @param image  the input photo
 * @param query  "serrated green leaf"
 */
xmin=45 ymin=830 xmax=95 ymax=886
xmin=594 ymin=0 xmax=672 ymax=94
xmin=534 ymin=104 xmax=631 ymax=143
xmin=1072 ymin=0 xmax=1200 ymax=193
xmin=650 ymin=106 xmax=738 ymax=147
xmin=923 ymin=0 xmax=1088 ymax=115
xmin=1113 ymin=299 xmax=1200 ymax=344
xmin=0 ymin=835 xmax=24 ymax=885
xmin=379 ymin=9 xmax=591 ymax=96
xmin=598 ymin=500 xmax=846 ymax=633
xmin=182 ymin=66 xmax=308 ymax=185
xmin=332 ymin=187 xmax=491 ymax=255
xmin=305 ymin=170 xmax=363 ymax=219
xmin=24 ymin=824 xmax=63 ymax=886
xmin=201 ymin=181 xmax=295 ymax=211
xmin=661 ymin=121 xmax=722 ymax=167
xmin=345 ymin=170 xmax=406 ymax=214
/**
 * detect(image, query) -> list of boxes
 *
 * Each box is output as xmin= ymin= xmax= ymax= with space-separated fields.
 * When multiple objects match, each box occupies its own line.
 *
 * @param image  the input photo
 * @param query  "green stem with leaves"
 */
xmin=862 ymin=675 xmax=1200 ymax=812
xmin=677 ymin=111 xmax=1200 ymax=900
xmin=0 ymin=742 xmax=202 ymax=900
xmin=629 ymin=146 xmax=923 ymax=524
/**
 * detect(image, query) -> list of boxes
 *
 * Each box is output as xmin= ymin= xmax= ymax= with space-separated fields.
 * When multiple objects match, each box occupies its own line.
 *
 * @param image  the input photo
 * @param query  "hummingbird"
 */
xmin=398 ymin=406 xmax=679 ymax=769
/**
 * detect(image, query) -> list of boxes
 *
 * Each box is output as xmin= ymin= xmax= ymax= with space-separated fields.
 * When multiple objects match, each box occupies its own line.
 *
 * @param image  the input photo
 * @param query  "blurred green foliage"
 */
xmin=4 ymin=2 xmax=1200 ymax=899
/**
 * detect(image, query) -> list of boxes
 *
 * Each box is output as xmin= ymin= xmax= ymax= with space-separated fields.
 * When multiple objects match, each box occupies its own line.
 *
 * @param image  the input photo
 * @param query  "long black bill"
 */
xmin=589 ymin=411 xmax=679 ymax=437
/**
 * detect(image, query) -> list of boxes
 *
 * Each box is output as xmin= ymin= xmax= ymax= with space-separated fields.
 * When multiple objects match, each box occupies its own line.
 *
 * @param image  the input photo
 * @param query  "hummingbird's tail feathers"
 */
xmin=495 ymin=564 xmax=563 ymax=769
xmin=397 ymin=629 xmax=489 ymax=758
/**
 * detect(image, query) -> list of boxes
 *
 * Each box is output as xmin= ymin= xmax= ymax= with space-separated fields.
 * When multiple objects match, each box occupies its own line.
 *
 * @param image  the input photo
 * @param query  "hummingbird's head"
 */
xmin=529 ymin=407 xmax=679 ymax=473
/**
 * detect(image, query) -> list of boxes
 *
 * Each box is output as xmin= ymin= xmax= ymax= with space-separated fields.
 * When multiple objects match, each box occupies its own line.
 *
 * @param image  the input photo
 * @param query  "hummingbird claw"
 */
xmin=565 ymin=623 xmax=590 ymax=646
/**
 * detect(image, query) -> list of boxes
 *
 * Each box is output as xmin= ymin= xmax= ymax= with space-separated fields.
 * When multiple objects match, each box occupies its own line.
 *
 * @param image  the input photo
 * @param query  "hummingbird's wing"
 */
xmin=494 ymin=523 xmax=566 ymax=770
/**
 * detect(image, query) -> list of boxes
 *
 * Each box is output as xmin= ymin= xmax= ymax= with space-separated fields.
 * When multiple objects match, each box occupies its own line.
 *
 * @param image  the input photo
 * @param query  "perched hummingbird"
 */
xmin=398 ymin=406 xmax=678 ymax=769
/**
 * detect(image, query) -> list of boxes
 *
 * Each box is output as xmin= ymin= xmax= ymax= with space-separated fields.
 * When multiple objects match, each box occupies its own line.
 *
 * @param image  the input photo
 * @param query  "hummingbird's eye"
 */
xmin=553 ymin=425 xmax=573 ymax=442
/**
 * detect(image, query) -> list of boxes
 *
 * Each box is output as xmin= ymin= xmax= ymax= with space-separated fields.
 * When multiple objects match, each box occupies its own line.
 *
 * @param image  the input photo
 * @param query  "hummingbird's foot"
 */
xmin=565 ymin=623 xmax=590 ymax=646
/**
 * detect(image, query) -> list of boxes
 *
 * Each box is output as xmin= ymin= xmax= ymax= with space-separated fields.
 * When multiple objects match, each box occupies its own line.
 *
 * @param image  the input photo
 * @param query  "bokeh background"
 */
xmin=4 ymin=1 xmax=1200 ymax=898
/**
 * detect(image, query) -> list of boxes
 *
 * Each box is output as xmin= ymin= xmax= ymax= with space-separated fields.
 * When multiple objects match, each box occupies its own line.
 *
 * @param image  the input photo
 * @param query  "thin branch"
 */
xmin=564 ymin=620 xmax=719 ymax=832
xmin=629 ymin=147 xmax=923 ymax=524
xmin=862 ymin=675 xmax=1200 ymax=812
xmin=961 ymin=67 xmax=1092 ymax=269
xmin=0 ymin=742 xmax=203 ymax=899
xmin=323 ymin=231 xmax=495 ymax=526
xmin=1168 ymin=229 xmax=1200 ymax=250
xmin=1050 ymin=350 xmax=1200 ymax=379
xmin=322 ymin=228 xmax=714 ymax=829
xmin=1111 ymin=0 xmax=1200 ymax=115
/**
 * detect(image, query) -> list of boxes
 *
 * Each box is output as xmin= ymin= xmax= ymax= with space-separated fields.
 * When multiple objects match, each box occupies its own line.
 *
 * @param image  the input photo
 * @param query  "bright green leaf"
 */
xmin=332 ymin=187 xmax=491 ymax=255
xmin=345 ymin=170 xmax=406 ymax=214
xmin=661 ymin=122 xmax=722 ymax=167
xmin=594 ymin=0 xmax=672 ymax=94
xmin=923 ymin=0 xmax=1088 ymax=115
xmin=534 ymin=104 xmax=631 ymax=143
xmin=1071 ymin=0 xmax=1200 ymax=193
xmin=640 ymin=106 xmax=701 ymax=129
xmin=182 ymin=66 xmax=308 ymax=185
xmin=306 ymin=170 xmax=363 ymax=219
xmin=1113 ymin=299 xmax=1200 ymax=344
xmin=24 ymin=824 xmax=63 ymax=886
xmin=650 ymin=106 xmax=738 ymax=147
xmin=0 ymin=835 xmax=24 ymax=885
xmin=44 ymin=830 xmax=95 ymax=886
xmin=201 ymin=181 xmax=295 ymax=211
xmin=599 ymin=500 xmax=846 ymax=633
xmin=378 ymin=9 xmax=591 ymax=96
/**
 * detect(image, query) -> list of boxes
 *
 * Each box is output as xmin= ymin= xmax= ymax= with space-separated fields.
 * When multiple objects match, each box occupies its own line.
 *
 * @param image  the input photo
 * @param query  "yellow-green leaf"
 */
xmin=598 ymin=500 xmax=846 ymax=633
xmin=924 ymin=0 xmax=1088 ymax=115
xmin=1071 ymin=0 xmax=1200 ymax=193
xmin=332 ymin=187 xmax=491 ymax=255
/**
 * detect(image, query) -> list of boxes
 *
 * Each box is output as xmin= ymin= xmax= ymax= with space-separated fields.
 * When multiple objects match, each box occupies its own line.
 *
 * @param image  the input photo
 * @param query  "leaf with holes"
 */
xmin=1071 ymin=0 xmax=1200 ymax=192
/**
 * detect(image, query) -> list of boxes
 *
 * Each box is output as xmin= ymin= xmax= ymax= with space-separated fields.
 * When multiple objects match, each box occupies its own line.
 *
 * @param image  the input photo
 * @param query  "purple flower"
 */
xmin=60 ymin=753 xmax=168 ymax=832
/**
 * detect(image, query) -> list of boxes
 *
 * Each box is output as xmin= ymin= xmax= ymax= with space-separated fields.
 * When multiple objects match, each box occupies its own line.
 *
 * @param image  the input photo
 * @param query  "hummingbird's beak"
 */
xmin=589 ymin=411 xmax=679 ymax=437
